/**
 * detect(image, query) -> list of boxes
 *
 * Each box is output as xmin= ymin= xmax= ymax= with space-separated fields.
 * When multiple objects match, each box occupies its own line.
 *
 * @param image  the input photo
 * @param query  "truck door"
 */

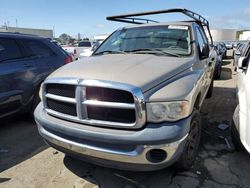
xmin=195 ymin=27 xmax=213 ymax=97
xmin=240 ymin=59 xmax=250 ymax=152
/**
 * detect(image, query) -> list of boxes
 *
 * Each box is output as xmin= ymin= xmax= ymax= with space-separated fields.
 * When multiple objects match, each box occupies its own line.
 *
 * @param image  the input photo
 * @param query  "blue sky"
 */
xmin=1 ymin=0 xmax=250 ymax=37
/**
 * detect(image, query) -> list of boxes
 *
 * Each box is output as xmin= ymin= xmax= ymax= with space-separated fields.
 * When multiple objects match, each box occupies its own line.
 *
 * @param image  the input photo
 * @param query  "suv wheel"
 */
xmin=176 ymin=110 xmax=201 ymax=170
xmin=214 ymin=65 xmax=222 ymax=79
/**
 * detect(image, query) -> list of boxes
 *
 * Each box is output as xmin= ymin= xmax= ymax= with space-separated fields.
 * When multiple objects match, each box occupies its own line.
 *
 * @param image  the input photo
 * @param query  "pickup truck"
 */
xmin=62 ymin=40 xmax=92 ymax=60
xmin=34 ymin=9 xmax=215 ymax=171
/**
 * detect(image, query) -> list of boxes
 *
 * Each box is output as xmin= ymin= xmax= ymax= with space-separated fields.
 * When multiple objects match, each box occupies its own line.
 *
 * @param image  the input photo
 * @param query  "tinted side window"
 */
xmin=22 ymin=40 xmax=55 ymax=58
xmin=0 ymin=38 xmax=22 ymax=62
xmin=195 ymin=28 xmax=205 ymax=52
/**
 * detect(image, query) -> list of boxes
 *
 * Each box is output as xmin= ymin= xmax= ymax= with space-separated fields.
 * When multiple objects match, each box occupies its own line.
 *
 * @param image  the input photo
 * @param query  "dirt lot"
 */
xmin=1 ymin=57 xmax=250 ymax=188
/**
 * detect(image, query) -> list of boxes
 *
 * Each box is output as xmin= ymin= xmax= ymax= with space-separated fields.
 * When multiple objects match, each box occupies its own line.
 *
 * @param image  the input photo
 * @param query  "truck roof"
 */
xmin=0 ymin=32 xmax=48 ymax=40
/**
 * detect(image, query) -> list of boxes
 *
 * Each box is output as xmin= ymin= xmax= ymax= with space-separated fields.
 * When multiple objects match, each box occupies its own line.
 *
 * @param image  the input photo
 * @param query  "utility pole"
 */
xmin=53 ymin=25 xmax=55 ymax=39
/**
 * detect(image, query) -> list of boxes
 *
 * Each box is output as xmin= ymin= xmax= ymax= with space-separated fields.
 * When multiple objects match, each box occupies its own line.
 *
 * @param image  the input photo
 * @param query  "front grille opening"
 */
xmin=46 ymin=84 xmax=76 ymax=98
xmin=146 ymin=149 xmax=167 ymax=163
xmin=86 ymin=87 xmax=134 ymax=103
xmin=47 ymin=98 xmax=77 ymax=116
xmin=87 ymin=106 xmax=136 ymax=123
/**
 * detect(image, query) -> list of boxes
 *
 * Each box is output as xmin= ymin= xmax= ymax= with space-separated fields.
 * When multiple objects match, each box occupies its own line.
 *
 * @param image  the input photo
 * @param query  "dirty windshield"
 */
xmin=94 ymin=25 xmax=191 ymax=56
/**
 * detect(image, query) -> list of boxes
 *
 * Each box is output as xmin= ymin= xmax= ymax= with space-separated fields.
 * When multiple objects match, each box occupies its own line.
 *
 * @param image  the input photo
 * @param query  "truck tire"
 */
xmin=176 ymin=110 xmax=201 ymax=170
xmin=206 ymin=79 xmax=214 ymax=98
xmin=214 ymin=66 xmax=221 ymax=79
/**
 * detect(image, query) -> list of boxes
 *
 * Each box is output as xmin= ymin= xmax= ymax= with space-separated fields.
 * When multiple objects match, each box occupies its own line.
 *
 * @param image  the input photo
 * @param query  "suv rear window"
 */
xmin=0 ymin=38 xmax=22 ymax=62
xmin=78 ymin=41 xmax=92 ymax=47
xmin=21 ymin=39 xmax=55 ymax=58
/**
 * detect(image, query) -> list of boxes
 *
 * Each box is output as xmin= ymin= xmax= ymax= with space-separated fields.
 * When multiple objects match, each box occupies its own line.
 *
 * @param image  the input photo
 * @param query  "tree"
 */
xmin=58 ymin=33 xmax=72 ymax=45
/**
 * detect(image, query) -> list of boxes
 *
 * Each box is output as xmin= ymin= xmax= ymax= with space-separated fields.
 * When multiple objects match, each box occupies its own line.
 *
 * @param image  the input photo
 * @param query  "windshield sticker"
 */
xmin=168 ymin=25 xmax=188 ymax=30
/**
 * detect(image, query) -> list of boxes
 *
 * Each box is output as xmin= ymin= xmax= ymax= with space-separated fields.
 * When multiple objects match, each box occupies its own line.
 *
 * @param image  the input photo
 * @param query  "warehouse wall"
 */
xmin=210 ymin=29 xmax=237 ymax=42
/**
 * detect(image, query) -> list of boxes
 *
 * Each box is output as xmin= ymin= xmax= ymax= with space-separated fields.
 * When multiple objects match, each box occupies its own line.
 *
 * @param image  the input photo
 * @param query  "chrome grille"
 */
xmin=42 ymin=78 xmax=146 ymax=129
xmin=86 ymin=87 xmax=134 ymax=103
xmin=47 ymin=98 xmax=77 ymax=116
xmin=46 ymin=84 xmax=75 ymax=98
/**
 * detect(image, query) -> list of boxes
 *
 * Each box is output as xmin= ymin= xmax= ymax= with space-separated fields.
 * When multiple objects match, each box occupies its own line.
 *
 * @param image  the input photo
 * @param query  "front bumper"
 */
xmin=35 ymin=103 xmax=191 ymax=171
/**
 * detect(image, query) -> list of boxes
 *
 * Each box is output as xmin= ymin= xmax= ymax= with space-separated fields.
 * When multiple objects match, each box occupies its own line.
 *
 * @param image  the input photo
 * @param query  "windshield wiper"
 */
xmin=126 ymin=48 xmax=180 ymax=57
xmin=93 ymin=50 xmax=127 ymax=55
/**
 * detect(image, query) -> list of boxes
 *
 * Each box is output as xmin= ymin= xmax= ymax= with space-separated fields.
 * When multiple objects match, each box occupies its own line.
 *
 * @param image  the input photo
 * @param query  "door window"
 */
xmin=0 ymin=38 xmax=22 ymax=62
xmin=195 ymin=27 xmax=206 ymax=53
xmin=21 ymin=39 xmax=55 ymax=58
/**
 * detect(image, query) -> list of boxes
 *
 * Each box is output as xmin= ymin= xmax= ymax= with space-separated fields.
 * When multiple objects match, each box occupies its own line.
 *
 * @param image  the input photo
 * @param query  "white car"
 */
xmin=232 ymin=56 xmax=250 ymax=153
xmin=79 ymin=41 xmax=102 ymax=59
xmin=62 ymin=40 xmax=93 ymax=60
xmin=79 ymin=35 xmax=109 ymax=59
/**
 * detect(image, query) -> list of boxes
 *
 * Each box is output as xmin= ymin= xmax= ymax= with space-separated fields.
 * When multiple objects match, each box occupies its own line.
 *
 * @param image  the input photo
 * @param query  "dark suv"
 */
xmin=0 ymin=32 xmax=72 ymax=118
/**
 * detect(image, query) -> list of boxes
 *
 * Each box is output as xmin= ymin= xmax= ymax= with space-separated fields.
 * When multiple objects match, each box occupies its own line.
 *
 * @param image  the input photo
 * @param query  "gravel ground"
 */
xmin=1 ymin=55 xmax=250 ymax=188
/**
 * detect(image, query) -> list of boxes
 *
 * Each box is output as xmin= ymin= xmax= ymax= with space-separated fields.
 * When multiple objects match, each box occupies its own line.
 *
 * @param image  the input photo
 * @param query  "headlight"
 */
xmin=146 ymin=101 xmax=190 ymax=122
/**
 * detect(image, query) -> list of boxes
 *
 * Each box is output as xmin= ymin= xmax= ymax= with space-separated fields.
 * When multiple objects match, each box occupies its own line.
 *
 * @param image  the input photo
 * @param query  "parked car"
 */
xmin=214 ymin=42 xmax=227 ymax=59
xmin=62 ymin=40 xmax=93 ymax=60
xmin=79 ymin=36 xmax=109 ymax=59
xmin=211 ymin=46 xmax=222 ymax=79
xmin=232 ymin=55 xmax=250 ymax=153
xmin=79 ymin=41 xmax=102 ymax=59
xmin=225 ymin=42 xmax=233 ymax=50
xmin=34 ymin=9 xmax=215 ymax=171
xmin=234 ymin=41 xmax=249 ymax=70
xmin=0 ymin=32 xmax=72 ymax=118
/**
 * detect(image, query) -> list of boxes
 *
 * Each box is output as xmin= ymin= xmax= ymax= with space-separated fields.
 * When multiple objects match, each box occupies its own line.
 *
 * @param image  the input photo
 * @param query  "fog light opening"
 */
xmin=146 ymin=149 xmax=167 ymax=163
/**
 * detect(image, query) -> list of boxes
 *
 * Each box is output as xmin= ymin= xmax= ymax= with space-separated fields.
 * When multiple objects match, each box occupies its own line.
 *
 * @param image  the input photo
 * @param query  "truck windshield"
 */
xmin=94 ymin=25 xmax=192 ymax=56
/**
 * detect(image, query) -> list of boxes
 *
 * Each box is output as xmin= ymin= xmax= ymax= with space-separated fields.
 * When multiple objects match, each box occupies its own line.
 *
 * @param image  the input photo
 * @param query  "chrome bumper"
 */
xmin=38 ymin=124 xmax=187 ymax=165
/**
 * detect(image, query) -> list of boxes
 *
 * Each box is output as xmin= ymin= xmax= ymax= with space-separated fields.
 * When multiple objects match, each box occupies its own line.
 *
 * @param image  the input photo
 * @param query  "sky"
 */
xmin=1 ymin=0 xmax=250 ymax=38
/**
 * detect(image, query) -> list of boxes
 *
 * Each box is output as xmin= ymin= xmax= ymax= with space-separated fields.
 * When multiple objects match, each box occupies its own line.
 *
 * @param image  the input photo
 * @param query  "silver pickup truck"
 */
xmin=34 ymin=9 xmax=215 ymax=171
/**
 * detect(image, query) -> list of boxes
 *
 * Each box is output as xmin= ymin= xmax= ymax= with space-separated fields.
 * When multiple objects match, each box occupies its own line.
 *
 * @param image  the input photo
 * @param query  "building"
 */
xmin=239 ymin=31 xmax=250 ymax=40
xmin=210 ymin=29 xmax=237 ymax=42
xmin=0 ymin=26 xmax=53 ymax=38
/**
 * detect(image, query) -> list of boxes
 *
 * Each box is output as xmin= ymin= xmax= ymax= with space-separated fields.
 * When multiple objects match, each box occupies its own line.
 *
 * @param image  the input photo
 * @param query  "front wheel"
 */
xmin=176 ymin=110 xmax=201 ymax=170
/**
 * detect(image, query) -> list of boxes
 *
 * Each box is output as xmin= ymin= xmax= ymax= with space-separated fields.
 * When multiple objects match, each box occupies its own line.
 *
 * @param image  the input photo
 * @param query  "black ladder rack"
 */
xmin=107 ymin=8 xmax=213 ymax=44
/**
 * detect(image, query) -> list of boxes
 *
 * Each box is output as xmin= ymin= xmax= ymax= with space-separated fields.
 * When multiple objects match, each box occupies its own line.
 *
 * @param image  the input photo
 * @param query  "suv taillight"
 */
xmin=65 ymin=55 xmax=72 ymax=64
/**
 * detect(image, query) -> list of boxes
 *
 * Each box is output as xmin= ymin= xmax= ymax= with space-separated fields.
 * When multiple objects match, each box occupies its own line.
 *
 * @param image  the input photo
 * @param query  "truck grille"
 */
xmin=46 ymin=84 xmax=75 ymax=98
xmin=87 ymin=106 xmax=136 ymax=123
xmin=86 ymin=87 xmax=134 ymax=103
xmin=42 ymin=79 xmax=146 ymax=129
xmin=47 ymin=98 xmax=77 ymax=116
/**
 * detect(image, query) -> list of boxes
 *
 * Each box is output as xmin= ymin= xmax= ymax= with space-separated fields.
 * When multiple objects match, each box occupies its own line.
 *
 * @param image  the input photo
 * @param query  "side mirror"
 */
xmin=235 ymin=50 xmax=241 ymax=56
xmin=200 ymin=44 xmax=209 ymax=59
xmin=238 ymin=57 xmax=248 ymax=70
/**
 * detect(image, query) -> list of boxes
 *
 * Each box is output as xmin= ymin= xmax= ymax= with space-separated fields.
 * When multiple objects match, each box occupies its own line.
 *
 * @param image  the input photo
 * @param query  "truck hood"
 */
xmin=48 ymin=54 xmax=193 ymax=92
